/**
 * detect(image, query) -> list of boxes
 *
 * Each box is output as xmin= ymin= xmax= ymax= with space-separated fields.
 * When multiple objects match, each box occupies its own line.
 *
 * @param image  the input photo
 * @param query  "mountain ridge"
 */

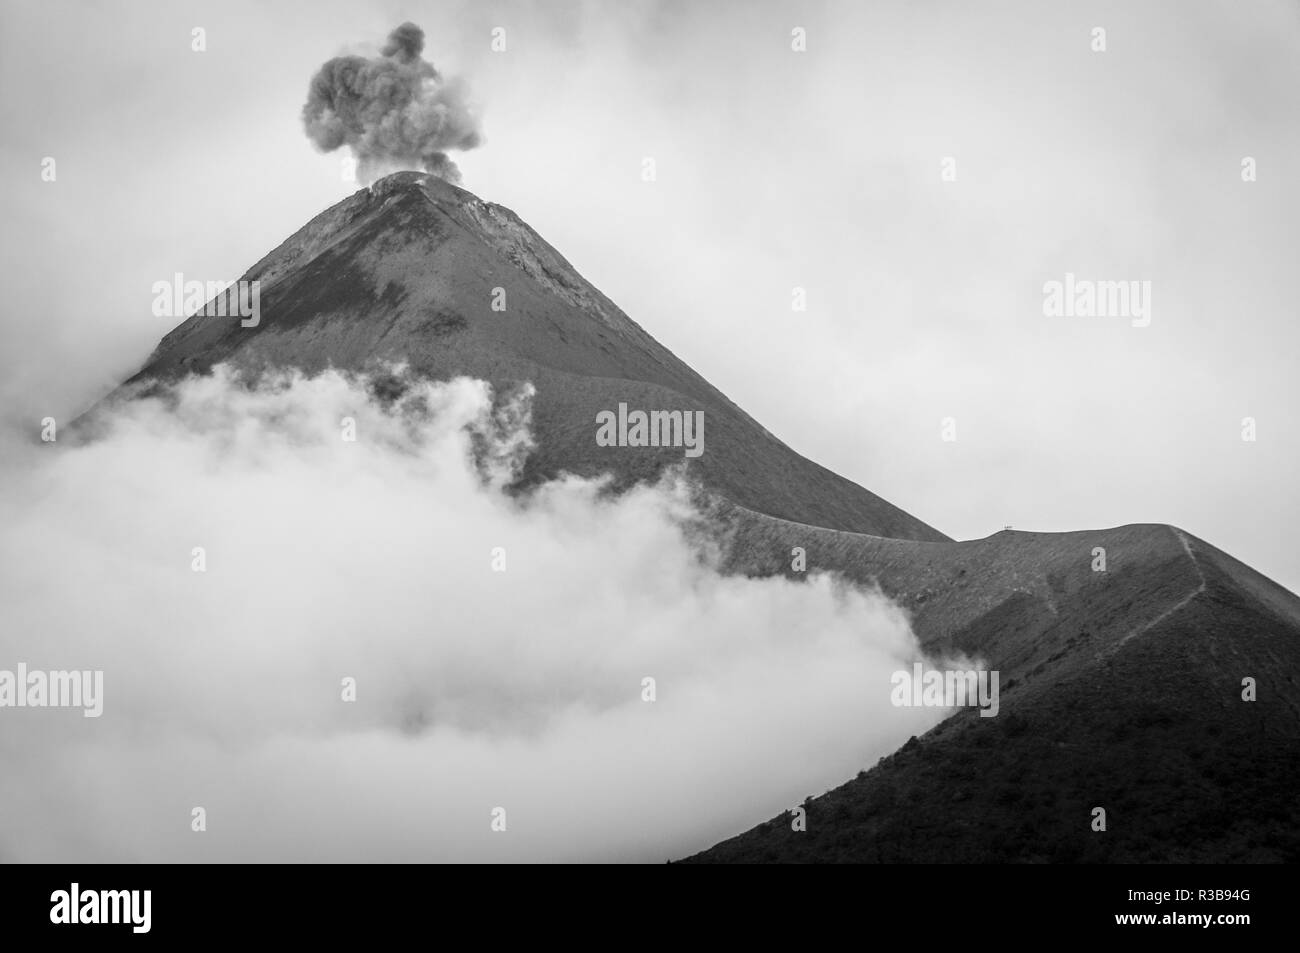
xmin=683 ymin=504 xmax=1300 ymax=862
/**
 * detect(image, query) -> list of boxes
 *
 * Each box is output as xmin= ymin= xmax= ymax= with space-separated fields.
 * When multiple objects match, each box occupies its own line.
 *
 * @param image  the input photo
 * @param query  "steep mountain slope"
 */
xmin=102 ymin=171 xmax=946 ymax=543
xmin=682 ymin=509 xmax=1300 ymax=862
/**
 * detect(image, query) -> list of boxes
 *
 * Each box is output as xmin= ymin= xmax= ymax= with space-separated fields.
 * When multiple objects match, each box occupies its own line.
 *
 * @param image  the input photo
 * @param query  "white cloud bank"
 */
xmin=0 ymin=369 xmax=948 ymax=862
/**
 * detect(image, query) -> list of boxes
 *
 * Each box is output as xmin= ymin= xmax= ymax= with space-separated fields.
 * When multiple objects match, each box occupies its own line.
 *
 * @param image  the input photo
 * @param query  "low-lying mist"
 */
xmin=0 ymin=368 xmax=950 ymax=861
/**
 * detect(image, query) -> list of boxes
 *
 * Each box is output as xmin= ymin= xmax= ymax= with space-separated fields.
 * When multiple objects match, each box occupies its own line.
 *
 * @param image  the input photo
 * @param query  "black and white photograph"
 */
xmin=0 ymin=0 xmax=1296 ymax=932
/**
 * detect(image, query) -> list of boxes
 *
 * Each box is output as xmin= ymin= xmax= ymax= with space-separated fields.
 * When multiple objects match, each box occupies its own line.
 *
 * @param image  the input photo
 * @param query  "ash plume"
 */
xmin=302 ymin=22 xmax=481 ymax=184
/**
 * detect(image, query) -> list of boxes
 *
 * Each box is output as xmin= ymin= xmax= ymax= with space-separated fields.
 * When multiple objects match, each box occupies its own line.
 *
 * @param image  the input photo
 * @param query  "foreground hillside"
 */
xmin=683 ymin=511 xmax=1300 ymax=862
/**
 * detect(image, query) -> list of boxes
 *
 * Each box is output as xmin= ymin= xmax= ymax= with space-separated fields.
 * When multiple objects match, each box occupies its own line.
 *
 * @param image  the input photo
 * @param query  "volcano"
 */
xmin=109 ymin=172 xmax=945 ymax=543
xmin=98 ymin=171 xmax=1300 ymax=863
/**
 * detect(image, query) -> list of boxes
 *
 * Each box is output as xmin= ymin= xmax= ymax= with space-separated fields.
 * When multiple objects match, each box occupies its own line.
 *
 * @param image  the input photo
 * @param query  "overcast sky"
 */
xmin=1 ymin=0 xmax=1296 ymax=591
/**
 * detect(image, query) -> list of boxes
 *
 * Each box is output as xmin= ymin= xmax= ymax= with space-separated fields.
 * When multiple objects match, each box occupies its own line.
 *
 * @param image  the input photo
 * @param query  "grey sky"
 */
xmin=1 ymin=0 xmax=1296 ymax=590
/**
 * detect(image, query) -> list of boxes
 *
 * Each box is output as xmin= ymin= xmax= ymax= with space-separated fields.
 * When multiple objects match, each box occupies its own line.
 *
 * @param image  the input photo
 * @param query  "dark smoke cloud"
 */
xmin=302 ymin=22 xmax=482 ymax=184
